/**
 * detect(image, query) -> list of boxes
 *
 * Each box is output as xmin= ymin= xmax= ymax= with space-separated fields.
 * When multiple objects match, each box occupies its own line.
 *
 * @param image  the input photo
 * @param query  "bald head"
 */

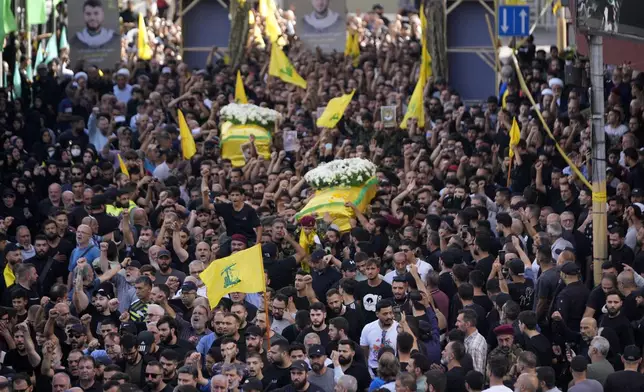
xmin=515 ymin=373 xmax=538 ymax=392
xmin=211 ymin=375 xmax=228 ymax=390
xmin=52 ymin=372 xmax=71 ymax=392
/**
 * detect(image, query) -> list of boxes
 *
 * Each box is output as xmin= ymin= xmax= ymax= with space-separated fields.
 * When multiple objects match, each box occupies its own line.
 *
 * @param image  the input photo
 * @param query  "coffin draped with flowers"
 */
xmin=219 ymin=103 xmax=281 ymax=167
xmin=295 ymin=158 xmax=378 ymax=232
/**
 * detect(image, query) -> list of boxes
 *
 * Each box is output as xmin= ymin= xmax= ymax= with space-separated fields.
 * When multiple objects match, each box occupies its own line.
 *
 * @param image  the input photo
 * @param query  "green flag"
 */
xmin=12 ymin=61 xmax=21 ymax=99
xmin=26 ymin=0 xmax=47 ymax=25
xmin=44 ymin=34 xmax=58 ymax=64
xmin=32 ymin=40 xmax=44 ymax=76
xmin=0 ymin=0 xmax=17 ymax=42
xmin=60 ymin=26 xmax=69 ymax=49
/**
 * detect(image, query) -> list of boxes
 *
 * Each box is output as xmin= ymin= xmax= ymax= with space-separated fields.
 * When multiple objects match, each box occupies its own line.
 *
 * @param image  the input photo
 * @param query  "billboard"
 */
xmin=288 ymin=0 xmax=346 ymax=52
xmin=576 ymin=0 xmax=644 ymax=39
xmin=69 ymin=0 xmax=121 ymax=69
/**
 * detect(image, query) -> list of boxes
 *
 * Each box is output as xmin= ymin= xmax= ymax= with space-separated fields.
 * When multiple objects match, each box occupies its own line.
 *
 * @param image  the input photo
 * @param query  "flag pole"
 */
xmin=506 ymin=154 xmax=512 ymax=187
xmin=263 ymin=290 xmax=271 ymax=351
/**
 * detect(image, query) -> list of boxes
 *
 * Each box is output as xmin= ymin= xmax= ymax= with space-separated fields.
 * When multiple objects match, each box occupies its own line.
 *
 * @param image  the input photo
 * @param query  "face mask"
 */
xmin=71 ymin=148 xmax=81 ymax=157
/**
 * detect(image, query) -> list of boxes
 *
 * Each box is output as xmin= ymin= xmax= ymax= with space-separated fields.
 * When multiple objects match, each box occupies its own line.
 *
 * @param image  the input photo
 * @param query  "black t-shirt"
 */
xmin=445 ymin=366 xmax=467 ymax=392
xmin=94 ymin=212 xmax=120 ymax=236
xmin=328 ymin=307 xmax=364 ymax=342
xmin=610 ymin=245 xmax=635 ymax=266
xmin=5 ymin=349 xmax=39 ymax=375
xmin=81 ymin=304 xmax=121 ymax=337
xmin=265 ymin=256 xmax=298 ymax=290
xmin=214 ymin=202 xmax=261 ymax=240
xmin=474 ymin=256 xmax=495 ymax=281
xmin=5 ymin=284 xmax=40 ymax=307
xmin=524 ymin=333 xmax=552 ymax=366
xmin=600 ymin=313 xmax=635 ymax=353
xmin=604 ymin=370 xmax=644 ymax=392
xmin=263 ymin=364 xmax=291 ymax=391
xmin=473 ymin=294 xmax=494 ymax=314
xmin=508 ymin=279 xmax=534 ymax=311
xmin=438 ymin=272 xmax=457 ymax=301
xmin=355 ymin=279 xmax=393 ymax=323
xmin=331 ymin=363 xmax=372 ymax=392
xmin=586 ymin=286 xmax=607 ymax=319
xmin=296 ymin=326 xmax=330 ymax=347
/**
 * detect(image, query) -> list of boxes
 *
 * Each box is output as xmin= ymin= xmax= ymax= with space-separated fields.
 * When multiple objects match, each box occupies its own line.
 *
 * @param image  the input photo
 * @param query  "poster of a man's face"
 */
xmin=290 ymin=0 xmax=346 ymax=52
xmin=69 ymin=0 xmax=120 ymax=69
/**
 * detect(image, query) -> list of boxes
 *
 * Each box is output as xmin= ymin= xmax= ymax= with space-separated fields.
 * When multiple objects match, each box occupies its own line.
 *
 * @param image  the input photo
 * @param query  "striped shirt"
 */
xmin=465 ymin=330 xmax=488 ymax=374
xmin=128 ymin=300 xmax=149 ymax=323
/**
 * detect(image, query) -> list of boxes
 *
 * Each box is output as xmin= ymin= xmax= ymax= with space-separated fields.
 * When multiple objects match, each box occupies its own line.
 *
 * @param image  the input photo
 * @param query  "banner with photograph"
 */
xmin=69 ymin=0 xmax=121 ymax=69
xmin=289 ymin=0 xmax=346 ymax=52
xmin=577 ymin=0 xmax=644 ymax=40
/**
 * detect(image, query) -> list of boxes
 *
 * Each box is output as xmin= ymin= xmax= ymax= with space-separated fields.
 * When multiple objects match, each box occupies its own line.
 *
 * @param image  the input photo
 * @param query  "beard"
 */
xmin=159 ymin=263 xmax=170 ymax=272
xmin=498 ymin=346 xmax=511 ymax=354
xmin=607 ymin=308 xmax=620 ymax=316
xmin=338 ymin=356 xmax=351 ymax=366
xmin=46 ymin=232 xmax=59 ymax=240
xmin=311 ymin=362 xmax=323 ymax=372
xmin=36 ymin=250 xmax=48 ymax=258
xmin=292 ymin=379 xmax=306 ymax=390
xmin=146 ymin=381 xmax=158 ymax=390
xmin=162 ymin=334 xmax=173 ymax=345
xmin=312 ymin=321 xmax=324 ymax=328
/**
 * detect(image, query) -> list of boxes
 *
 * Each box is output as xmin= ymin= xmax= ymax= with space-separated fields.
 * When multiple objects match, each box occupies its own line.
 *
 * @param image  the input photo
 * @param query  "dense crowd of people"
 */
xmin=2 ymin=0 xmax=644 ymax=392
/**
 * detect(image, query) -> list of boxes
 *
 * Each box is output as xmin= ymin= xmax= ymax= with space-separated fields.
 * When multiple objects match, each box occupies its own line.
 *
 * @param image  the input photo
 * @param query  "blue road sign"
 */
xmin=498 ymin=5 xmax=530 ymax=37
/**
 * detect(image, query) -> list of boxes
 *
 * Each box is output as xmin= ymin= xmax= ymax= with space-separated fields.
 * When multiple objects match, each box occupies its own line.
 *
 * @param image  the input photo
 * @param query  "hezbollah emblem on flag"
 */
xmin=280 ymin=66 xmax=294 ymax=77
xmin=221 ymin=264 xmax=242 ymax=288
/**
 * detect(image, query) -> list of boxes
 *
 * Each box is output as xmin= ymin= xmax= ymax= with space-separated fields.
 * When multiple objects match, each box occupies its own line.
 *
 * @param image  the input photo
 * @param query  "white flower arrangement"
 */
xmin=304 ymin=158 xmax=377 ymax=189
xmin=219 ymin=103 xmax=281 ymax=128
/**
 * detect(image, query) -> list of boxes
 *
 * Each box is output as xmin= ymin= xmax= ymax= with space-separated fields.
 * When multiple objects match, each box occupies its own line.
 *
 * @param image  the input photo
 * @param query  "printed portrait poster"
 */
xmin=69 ymin=0 xmax=121 ymax=69
xmin=290 ymin=0 xmax=347 ymax=52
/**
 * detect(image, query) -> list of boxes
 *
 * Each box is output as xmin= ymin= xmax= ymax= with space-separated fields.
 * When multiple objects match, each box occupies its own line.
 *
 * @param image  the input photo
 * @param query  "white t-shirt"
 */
xmin=359 ymin=319 xmax=399 ymax=369
xmin=483 ymin=385 xmax=513 ymax=392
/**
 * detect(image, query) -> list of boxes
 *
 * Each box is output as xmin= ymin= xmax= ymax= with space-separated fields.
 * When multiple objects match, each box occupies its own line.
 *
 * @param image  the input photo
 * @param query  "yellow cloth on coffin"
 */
xmin=295 ymin=178 xmax=378 ymax=232
xmin=220 ymin=121 xmax=272 ymax=167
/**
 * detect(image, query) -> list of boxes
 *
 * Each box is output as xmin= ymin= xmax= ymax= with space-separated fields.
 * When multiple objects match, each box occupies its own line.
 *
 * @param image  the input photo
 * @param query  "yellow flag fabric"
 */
xmin=3 ymin=265 xmax=15 ymax=287
xmin=298 ymin=230 xmax=316 ymax=273
xmin=137 ymin=13 xmax=153 ymax=60
xmin=316 ymin=90 xmax=355 ymax=128
xmin=178 ymin=110 xmax=197 ymax=159
xmin=419 ymin=5 xmax=432 ymax=82
xmin=260 ymin=0 xmax=281 ymax=44
xmin=220 ymin=122 xmax=272 ymax=167
xmin=502 ymin=88 xmax=509 ymax=109
xmin=200 ymin=244 xmax=266 ymax=309
xmin=269 ymin=44 xmax=307 ymax=89
xmin=401 ymin=6 xmax=430 ymax=129
xmin=552 ymin=0 xmax=562 ymax=14
xmin=294 ymin=178 xmax=378 ymax=232
xmin=509 ymin=117 xmax=521 ymax=158
xmin=118 ymin=154 xmax=129 ymax=176
xmin=235 ymin=71 xmax=248 ymax=103
xmin=345 ymin=32 xmax=360 ymax=67
xmin=400 ymin=74 xmax=426 ymax=129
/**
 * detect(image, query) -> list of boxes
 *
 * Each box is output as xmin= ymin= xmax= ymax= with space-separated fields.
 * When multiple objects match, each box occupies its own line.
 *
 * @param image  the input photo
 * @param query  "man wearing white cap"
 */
xmin=548 ymin=78 xmax=564 ymax=107
xmin=73 ymin=0 xmax=118 ymax=48
xmin=113 ymin=68 xmax=133 ymax=103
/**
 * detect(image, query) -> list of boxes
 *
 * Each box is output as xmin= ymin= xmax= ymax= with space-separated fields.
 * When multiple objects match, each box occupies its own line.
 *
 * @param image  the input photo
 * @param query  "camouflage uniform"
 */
xmin=488 ymin=344 xmax=524 ymax=381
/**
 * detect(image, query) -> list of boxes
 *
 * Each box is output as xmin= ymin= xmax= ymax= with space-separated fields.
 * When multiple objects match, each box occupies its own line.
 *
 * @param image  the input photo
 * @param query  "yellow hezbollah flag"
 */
xmin=235 ymin=71 xmax=248 ymax=103
xmin=419 ymin=5 xmax=432 ymax=82
xmin=509 ymin=117 xmax=521 ymax=158
xmin=137 ymin=13 xmax=153 ymax=60
xmin=316 ymin=90 xmax=355 ymax=128
xmin=220 ymin=122 xmax=272 ymax=167
xmin=345 ymin=32 xmax=360 ymax=67
xmin=178 ymin=110 xmax=197 ymax=159
xmin=400 ymin=73 xmax=426 ymax=129
xmin=295 ymin=178 xmax=378 ymax=232
xmin=118 ymin=154 xmax=129 ymax=176
xmin=200 ymin=244 xmax=266 ymax=308
xmin=269 ymin=44 xmax=307 ymax=89
xmin=552 ymin=0 xmax=562 ymax=14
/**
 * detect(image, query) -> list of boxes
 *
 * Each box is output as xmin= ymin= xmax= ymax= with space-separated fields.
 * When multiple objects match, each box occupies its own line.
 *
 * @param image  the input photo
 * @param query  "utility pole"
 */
xmin=590 ymin=35 xmax=607 ymax=286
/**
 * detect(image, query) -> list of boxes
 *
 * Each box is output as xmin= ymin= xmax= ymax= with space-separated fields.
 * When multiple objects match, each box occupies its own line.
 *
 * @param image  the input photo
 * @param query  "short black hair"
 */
xmin=375 ymin=299 xmax=393 ymax=312
xmin=488 ymin=355 xmax=510 ymax=379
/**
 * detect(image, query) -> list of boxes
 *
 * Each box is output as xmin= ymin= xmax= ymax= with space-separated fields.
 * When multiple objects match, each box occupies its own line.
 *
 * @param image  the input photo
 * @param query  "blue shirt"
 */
xmin=69 ymin=244 xmax=100 ymax=272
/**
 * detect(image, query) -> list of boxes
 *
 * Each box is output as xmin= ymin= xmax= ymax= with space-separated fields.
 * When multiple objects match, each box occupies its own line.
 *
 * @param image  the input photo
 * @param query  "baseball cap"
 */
xmin=181 ymin=281 xmax=198 ymax=292
xmin=341 ymin=260 xmax=357 ymax=272
xmin=560 ymin=262 xmax=580 ymax=275
xmin=623 ymin=345 xmax=641 ymax=361
xmin=126 ymin=260 xmax=142 ymax=269
xmin=262 ymin=243 xmax=278 ymax=259
xmin=4 ymin=243 xmax=20 ymax=254
xmin=94 ymin=282 xmax=114 ymax=299
xmin=633 ymin=188 xmax=643 ymax=197
xmin=308 ymin=344 xmax=325 ymax=357
xmin=570 ymin=355 xmax=588 ymax=372
xmin=508 ymin=259 xmax=525 ymax=276
xmin=245 ymin=325 xmax=263 ymax=337
xmin=290 ymin=360 xmax=310 ymax=371
xmin=241 ymin=378 xmax=263 ymax=391
xmin=2 ymin=188 xmax=15 ymax=197
xmin=70 ymin=324 xmax=85 ymax=334
xmin=158 ymin=250 xmax=171 ymax=258
xmin=137 ymin=331 xmax=154 ymax=355
xmin=310 ymin=250 xmax=326 ymax=262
